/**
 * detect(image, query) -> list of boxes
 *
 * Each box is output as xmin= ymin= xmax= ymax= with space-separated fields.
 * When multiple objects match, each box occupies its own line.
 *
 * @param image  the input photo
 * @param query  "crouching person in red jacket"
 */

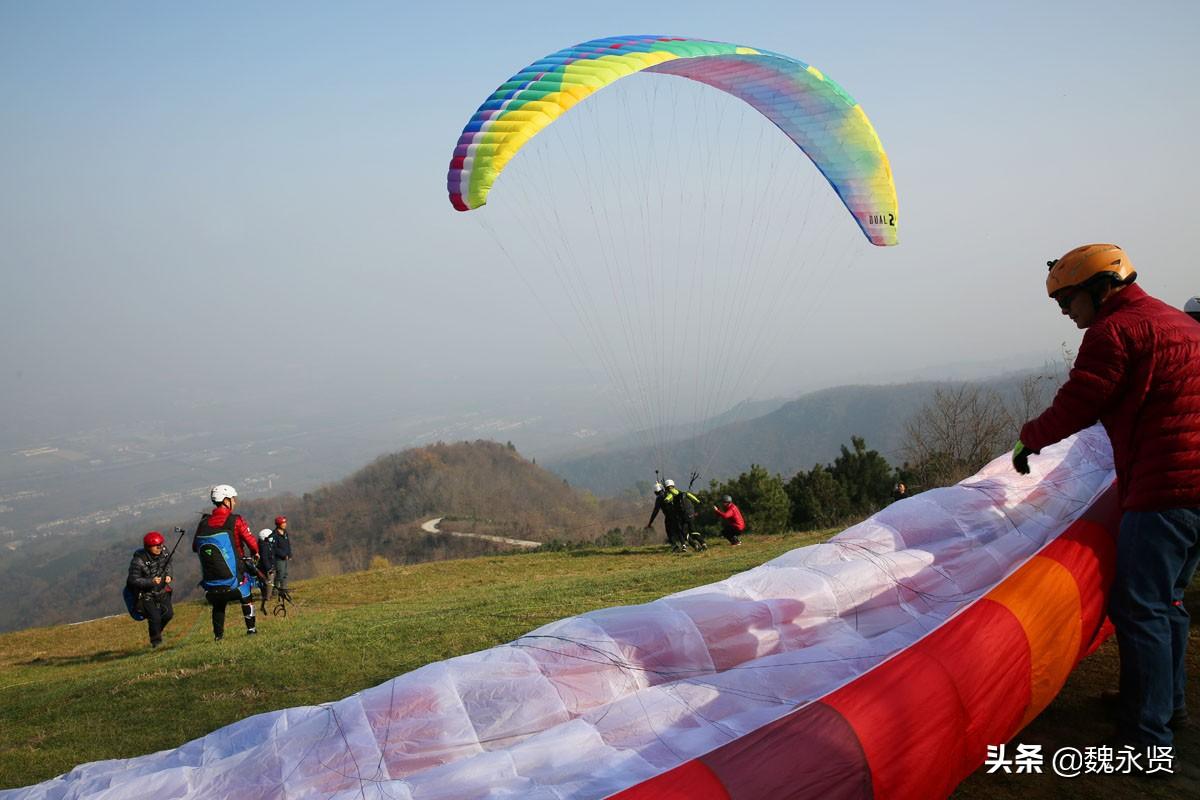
xmin=1014 ymin=244 xmax=1200 ymax=748
xmin=195 ymin=484 xmax=260 ymax=639
xmin=713 ymin=495 xmax=745 ymax=545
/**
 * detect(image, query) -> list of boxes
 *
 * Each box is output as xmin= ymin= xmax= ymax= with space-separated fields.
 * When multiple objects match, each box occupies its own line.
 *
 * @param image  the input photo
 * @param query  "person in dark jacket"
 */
xmin=1014 ymin=244 xmax=1200 ymax=748
xmin=646 ymin=482 xmax=687 ymax=552
xmin=271 ymin=515 xmax=292 ymax=594
xmin=256 ymin=528 xmax=276 ymax=608
xmin=665 ymin=481 xmax=706 ymax=551
xmin=713 ymin=495 xmax=745 ymax=545
xmin=127 ymin=531 xmax=174 ymax=648
xmin=195 ymin=484 xmax=260 ymax=639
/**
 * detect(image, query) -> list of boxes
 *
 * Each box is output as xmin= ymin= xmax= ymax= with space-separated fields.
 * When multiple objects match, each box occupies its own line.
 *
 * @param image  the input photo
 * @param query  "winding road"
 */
xmin=420 ymin=517 xmax=541 ymax=550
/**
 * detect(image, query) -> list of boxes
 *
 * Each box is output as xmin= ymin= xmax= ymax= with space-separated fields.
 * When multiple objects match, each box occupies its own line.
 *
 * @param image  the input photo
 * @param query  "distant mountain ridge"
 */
xmin=548 ymin=368 xmax=1060 ymax=495
xmin=548 ymin=383 xmax=941 ymax=494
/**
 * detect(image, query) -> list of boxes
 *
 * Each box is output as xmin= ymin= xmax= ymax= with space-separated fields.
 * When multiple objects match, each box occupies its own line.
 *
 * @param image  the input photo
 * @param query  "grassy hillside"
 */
xmin=1 ymin=533 xmax=1195 ymax=797
xmin=0 ymin=532 xmax=823 ymax=789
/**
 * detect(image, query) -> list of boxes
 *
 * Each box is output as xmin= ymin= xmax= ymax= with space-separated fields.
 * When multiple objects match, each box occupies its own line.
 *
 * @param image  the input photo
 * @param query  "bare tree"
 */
xmin=902 ymin=385 xmax=1013 ymax=488
xmin=903 ymin=362 xmax=1069 ymax=491
xmin=1004 ymin=369 xmax=1062 ymax=434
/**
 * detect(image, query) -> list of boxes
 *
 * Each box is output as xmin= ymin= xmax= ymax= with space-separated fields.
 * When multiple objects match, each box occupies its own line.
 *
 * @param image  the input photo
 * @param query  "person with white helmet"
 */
xmin=1015 ymin=245 xmax=1200 ymax=749
xmin=1185 ymin=295 xmax=1200 ymax=322
xmin=663 ymin=479 xmax=707 ymax=552
xmin=256 ymin=528 xmax=277 ymax=609
xmin=646 ymin=480 xmax=687 ymax=552
xmin=193 ymin=484 xmax=260 ymax=639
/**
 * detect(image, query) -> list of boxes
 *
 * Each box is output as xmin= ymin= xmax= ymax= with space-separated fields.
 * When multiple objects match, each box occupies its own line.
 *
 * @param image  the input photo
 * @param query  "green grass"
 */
xmin=1 ymin=532 xmax=1195 ymax=799
xmin=0 ymin=532 xmax=826 ymax=789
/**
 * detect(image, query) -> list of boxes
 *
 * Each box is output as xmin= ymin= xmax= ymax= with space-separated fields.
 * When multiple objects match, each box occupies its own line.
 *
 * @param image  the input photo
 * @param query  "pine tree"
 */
xmin=828 ymin=435 xmax=894 ymax=515
xmin=786 ymin=465 xmax=851 ymax=530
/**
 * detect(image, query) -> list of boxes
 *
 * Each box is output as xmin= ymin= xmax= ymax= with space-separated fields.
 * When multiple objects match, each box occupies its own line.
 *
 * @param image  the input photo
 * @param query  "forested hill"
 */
xmin=0 ymin=441 xmax=636 ymax=633
xmin=249 ymin=439 xmax=619 ymax=560
xmin=549 ymin=382 xmax=945 ymax=495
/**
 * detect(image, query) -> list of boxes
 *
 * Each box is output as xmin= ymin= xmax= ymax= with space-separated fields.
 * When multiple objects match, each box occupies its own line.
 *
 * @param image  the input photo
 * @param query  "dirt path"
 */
xmin=420 ymin=517 xmax=541 ymax=550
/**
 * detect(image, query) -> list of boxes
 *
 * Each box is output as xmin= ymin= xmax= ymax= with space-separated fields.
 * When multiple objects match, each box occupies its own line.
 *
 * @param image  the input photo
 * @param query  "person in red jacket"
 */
xmin=713 ymin=495 xmax=745 ymax=545
xmin=194 ymin=484 xmax=260 ymax=639
xmin=1014 ymin=244 xmax=1200 ymax=748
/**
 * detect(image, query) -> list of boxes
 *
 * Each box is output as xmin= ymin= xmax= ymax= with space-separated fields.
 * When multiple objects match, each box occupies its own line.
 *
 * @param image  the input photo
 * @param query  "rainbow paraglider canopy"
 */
xmin=447 ymin=35 xmax=899 ymax=245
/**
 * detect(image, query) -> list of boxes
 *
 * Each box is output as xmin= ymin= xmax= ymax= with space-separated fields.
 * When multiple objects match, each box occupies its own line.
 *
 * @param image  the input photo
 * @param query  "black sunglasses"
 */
xmin=1055 ymin=288 xmax=1082 ymax=311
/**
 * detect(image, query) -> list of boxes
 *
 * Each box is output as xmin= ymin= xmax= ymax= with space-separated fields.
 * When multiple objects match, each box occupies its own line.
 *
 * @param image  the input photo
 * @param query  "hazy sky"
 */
xmin=3 ymin=0 xmax=1198 ymax=447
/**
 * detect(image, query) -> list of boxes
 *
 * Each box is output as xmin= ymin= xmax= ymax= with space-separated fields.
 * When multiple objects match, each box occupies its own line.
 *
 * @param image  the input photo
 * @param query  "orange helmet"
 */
xmin=1045 ymin=244 xmax=1136 ymax=298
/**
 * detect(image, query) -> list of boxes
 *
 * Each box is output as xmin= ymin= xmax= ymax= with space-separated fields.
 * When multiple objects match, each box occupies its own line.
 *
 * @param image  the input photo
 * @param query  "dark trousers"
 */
xmin=274 ymin=559 xmax=289 ymax=591
xmin=720 ymin=524 xmax=743 ymax=544
xmin=143 ymin=593 xmax=174 ymax=645
xmin=259 ymin=569 xmax=274 ymax=603
xmin=1109 ymin=508 xmax=1200 ymax=745
xmin=665 ymin=520 xmax=685 ymax=548
xmin=205 ymin=586 xmax=257 ymax=638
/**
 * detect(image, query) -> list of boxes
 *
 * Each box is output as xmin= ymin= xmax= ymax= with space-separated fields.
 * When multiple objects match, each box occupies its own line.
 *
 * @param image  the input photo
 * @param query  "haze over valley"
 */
xmin=0 ymin=347 xmax=1059 ymax=558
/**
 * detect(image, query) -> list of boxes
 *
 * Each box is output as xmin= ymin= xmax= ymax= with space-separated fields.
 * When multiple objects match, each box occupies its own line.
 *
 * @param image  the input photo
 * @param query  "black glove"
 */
xmin=1012 ymin=440 xmax=1040 ymax=475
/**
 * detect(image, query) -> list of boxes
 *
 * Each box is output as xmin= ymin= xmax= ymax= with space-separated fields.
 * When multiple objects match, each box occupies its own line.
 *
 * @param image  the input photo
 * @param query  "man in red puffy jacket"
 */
xmin=1014 ymin=244 xmax=1200 ymax=748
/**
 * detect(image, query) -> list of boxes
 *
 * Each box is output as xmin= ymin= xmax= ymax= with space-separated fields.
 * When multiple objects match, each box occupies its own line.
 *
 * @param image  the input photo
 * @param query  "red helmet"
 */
xmin=275 ymin=516 xmax=287 ymax=527
xmin=143 ymin=531 xmax=165 ymax=548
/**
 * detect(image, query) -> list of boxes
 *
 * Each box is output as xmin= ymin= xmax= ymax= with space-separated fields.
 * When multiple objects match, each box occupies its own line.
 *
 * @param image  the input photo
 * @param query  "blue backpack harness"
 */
xmin=195 ymin=514 xmax=252 ymax=601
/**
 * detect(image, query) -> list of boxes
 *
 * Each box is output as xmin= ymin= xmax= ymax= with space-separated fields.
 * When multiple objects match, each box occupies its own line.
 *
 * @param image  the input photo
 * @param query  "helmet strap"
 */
xmin=1083 ymin=274 xmax=1128 ymax=312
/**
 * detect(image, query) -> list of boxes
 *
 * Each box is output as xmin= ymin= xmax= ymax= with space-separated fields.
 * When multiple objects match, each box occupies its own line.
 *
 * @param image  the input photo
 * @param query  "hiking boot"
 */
xmin=1099 ymin=690 xmax=1189 ymax=729
xmin=247 ymin=628 xmax=258 ymax=636
xmin=214 ymin=634 xmax=223 ymax=641
xmin=150 ymin=640 xmax=161 ymax=649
